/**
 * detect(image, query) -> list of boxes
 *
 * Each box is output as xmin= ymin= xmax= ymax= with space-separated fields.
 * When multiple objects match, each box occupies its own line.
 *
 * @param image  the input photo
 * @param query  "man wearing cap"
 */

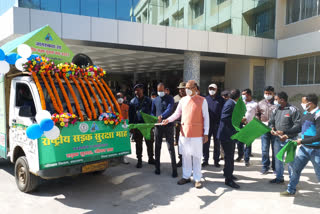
xmin=173 ymin=82 xmax=187 ymax=167
xmin=203 ymin=83 xmax=225 ymax=168
xmin=163 ymin=80 xmax=209 ymax=189
xmin=129 ymin=84 xmax=155 ymax=168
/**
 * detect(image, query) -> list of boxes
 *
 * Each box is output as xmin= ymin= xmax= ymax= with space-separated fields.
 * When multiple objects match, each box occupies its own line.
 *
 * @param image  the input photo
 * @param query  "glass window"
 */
xmin=80 ymin=0 xmax=98 ymax=17
xmin=40 ymin=0 xmax=61 ymax=12
xmin=16 ymin=83 xmax=36 ymax=117
xmin=301 ymin=0 xmax=318 ymax=20
xmin=298 ymin=57 xmax=309 ymax=85
xmin=256 ymin=9 xmax=274 ymax=36
xmin=19 ymin=0 xmax=41 ymax=9
xmin=162 ymin=0 xmax=169 ymax=8
xmin=283 ymin=59 xmax=298 ymax=85
xmin=286 ymin=0 xmax=300 ymax=24
xmin=308 ymin=56 xmax=315 ymax=84
xmin=315 ymin=56 xmax=320 ymax=84
xmin=116 ymin=0 xmax=133 ymax=21
xmin=61 ymin=0 xmax=80 ymax=15
xmin=193 ymin=0 xmax=204 ymax=19
xmin=99 ymin=0 xmax=116 ymax=19
xmin=217 ymin=0 xmax=227 ymax=4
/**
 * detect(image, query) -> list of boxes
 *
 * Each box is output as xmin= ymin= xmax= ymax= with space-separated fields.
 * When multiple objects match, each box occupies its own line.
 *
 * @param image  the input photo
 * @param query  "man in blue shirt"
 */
xmin=203 ymin=83 xmax=224 ymax=168
xmin=152 ymin=83 xmax=177 ymax=177
xmin=129 ymin=84 xmax=155 ymax=168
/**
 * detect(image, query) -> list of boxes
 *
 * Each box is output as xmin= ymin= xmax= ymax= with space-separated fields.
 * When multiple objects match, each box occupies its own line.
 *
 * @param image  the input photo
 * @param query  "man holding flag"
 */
xmin=281 ymin=94 xmax=320 ymax=196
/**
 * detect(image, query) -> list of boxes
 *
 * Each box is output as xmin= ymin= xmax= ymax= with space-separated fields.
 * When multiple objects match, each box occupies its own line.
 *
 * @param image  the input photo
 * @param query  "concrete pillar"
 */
xmin=183 ymin=51 xmax=200 ymax=84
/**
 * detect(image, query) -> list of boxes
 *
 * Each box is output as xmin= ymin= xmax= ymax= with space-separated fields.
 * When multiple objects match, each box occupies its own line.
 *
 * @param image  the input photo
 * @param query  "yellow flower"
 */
xmin=60 ymin=122 xmax=65 ymax=127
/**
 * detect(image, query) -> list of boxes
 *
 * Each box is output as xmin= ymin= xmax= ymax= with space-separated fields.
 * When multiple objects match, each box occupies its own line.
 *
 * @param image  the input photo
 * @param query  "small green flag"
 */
xmin=276 ymin=141 xmax=297 ymax=163
xmin=231 ymin=118 xmax=271 ymax=146
xmin=140 ymin=111 xmax=158 ymax=123
xmin=232 ymin=97 xmax=247 ymax=131
xmin=128 ymin=123 xmax=155 ymax=140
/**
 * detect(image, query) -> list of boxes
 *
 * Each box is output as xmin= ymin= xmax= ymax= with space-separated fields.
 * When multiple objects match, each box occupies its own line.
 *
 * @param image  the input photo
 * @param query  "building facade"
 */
xmin=0 ymin=0 xmax=319 ymax=104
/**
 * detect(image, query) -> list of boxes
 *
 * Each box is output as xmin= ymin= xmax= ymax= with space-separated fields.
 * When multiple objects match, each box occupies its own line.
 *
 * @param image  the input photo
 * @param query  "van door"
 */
xmin=0 ymin=75 xmax=7 ymax=159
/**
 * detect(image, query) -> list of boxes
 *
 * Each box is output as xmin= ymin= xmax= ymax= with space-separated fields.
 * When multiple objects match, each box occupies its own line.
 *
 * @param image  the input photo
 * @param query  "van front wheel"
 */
xmin=15 ymin=156 xmax=39 ymax=193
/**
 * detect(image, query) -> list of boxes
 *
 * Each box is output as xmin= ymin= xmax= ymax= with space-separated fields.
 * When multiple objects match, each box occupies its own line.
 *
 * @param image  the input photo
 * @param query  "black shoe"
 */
xmin=148 ymin=158 xmax=155 ymax=165
xmin=245 ymin=161 xmax=250 ymax=167
xmin=177 ymin=161 xmax=182 ymax=167
xmin=223 ymin=174 xmax=238 ymax=180
xmin=261 ymin=169 xmax=269 ymax=175
xmin=155 ymin=168 xmax=160 ymax=175
xmin=172 ymin=170 xmax=178 ymax=178
xmin=250 ymin=154 xmax=254 ymax=157
xmin=214 ymin=163 xmax=221 ymax=168
xmin=136 ymin=160 xmax=142 ymax=168
xmin=235 ymin=157 xmax=242 ymax=162
xmin=220 ymin=157 xmax=224 ymax=160
xmin=177 ymin=178 xmax=191 ymax=185
xmin=225 ymin=180 xmax=240 ymax=189
xmin=202 ymin=161 xmax=209 ymax=167
xmin=269 ymin=178 xmax=284 ymax=184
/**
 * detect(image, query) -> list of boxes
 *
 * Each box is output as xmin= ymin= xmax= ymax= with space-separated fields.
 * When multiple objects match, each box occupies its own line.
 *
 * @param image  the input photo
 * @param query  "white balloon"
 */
xmin=17 ymin=44 xmax=32 ymax=59
xmin=36 ymin=110 xmax=52 ymax=123
xmin=44 ymin=126 xmax=60 ymax=140
xmin=0 ymin=61 xmax=10 ymax=74
xmin=15 ymin=58 xmax=28 ymax=71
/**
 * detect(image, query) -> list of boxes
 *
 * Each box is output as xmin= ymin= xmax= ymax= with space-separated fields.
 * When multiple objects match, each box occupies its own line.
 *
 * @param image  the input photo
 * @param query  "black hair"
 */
xmin=221 ymin=90 xmax=230 ymax=97
xmin=243 ymin=88 xmax=252 ymax=96
xmin=276 ymin=91 xmax=288 ymax=102
xmin=305 ymin=94 xmax=318 ymax=106
xmin=157 ymin=82 xmax=165 ymax=88
xmin=264 ymin=86 xmax=274 ymax=92
xmin=151 ymin=91 xmax=157 ymax=96
xmin=230 ymin=89 xmax=240 ymax=100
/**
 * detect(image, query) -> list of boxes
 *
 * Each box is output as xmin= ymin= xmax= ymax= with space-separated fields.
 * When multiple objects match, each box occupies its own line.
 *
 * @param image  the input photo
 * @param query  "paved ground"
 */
xmin=0 ymin=139 xmax=319 ymax=214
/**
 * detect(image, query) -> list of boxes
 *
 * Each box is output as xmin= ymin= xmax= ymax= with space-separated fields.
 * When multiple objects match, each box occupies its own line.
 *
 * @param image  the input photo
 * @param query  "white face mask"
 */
xmin=209 ymin=90 xmax=216 ymax=96
xmin=186 ymin=89 xmax=193 ymax=96
xmin=242 ymin=95 xmax=247 ymax=101
xmin=301 ymin=103 xmax=311 ymax=111
xmin=117 ymin=98 xmax=124 ymax=104
xmin=264 ymin=94 xmax=273 ymax=100
xmin=274 ymin=100 xmax=279 ymax=106
xmin=158 ymin=91 xmax=165 ymax=97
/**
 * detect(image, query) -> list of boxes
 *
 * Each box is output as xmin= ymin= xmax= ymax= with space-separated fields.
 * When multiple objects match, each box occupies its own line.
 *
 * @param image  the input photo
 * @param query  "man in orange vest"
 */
xmin=116 ymin=92 xmax=129 ymax=120
xmin=163 ymin=80 xmax=209 ymax=188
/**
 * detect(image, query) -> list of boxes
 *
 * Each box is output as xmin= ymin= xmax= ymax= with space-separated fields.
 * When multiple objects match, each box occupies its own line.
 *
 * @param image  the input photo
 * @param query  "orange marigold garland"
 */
xmin=84 ymin=77 xmax=103 ymax=115
xmin=47 ymin=72 xmax=64 ymax=112
xmin=55 ymin=73 xmax=73 ymax=114
xmin=89 ymin=78 xmax=109 ymax=112
xmin=78 ymin=78 xmax=97 ymax=119
xmin=71 ymin=76 xmax=92 ymax=120
xmin=62 ymin=74 xmax=84 ymax=121
xmin=94 ymin=77 xmax=115 ymax=113
xmin=31 ymin=72 xmax=46 ymax=110
xmin=40 ymin=72 xmax=62 ymax=114
xmin=101 ymin=79 xmax=123 ymax=120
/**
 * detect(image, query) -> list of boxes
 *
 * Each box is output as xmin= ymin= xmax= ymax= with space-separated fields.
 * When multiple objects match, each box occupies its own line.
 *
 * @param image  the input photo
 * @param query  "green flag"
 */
xmin=128 ymin=123 xmax=155 ymax=140
xmin=231 ymin=118 xmax=271 ymax=146
xmin=232 ymin=97 xmax=247 ymax=131
xmin=276 ymin=141 xmax=297 ymax=163
xmin=140 ymin=111 xmax=158 ymax=123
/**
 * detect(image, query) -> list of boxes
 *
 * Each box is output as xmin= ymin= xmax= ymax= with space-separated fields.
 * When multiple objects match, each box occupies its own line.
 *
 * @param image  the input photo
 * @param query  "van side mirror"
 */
xmin=19 ymin=106 xmax=34 ymax=117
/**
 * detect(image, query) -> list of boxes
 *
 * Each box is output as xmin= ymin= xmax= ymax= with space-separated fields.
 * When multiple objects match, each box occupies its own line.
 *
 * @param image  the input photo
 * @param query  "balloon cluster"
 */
xmin=51 ymin=113 xmax=77 ymax=127
xmin=98 ymin=112 xmax=122 ymax=126
xmin=0 ymin=45 xmax=39 ymax=76
xmin=23 ymin=58 xmax=107 ymax=78
xmin=26 ymin=110 xmax=60 ymax=140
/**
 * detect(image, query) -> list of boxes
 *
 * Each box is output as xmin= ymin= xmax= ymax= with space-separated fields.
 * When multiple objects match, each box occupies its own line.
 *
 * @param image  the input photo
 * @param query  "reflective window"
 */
xmin=19 ymin=0 xmax=40 ymax=9
xmin=283 ymin=59 xmax=298 ymax=86
xmin=40 ymin=0 xmax=60 ymax=12
xmin=287 ymin=0 xmax=320 ymax=24
xmin=61 ymin=0 xmax=80 ymax=15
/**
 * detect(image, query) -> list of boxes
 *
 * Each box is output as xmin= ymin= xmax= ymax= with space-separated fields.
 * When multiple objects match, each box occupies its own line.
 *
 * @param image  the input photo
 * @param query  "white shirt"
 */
xmin=245 ymin=100 xmax=258 ymax=123
xmin=167 ymin=95 xmax=209 ymax=135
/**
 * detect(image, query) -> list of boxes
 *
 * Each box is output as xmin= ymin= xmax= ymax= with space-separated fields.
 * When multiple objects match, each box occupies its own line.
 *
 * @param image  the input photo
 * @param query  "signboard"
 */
xmin=0 ymin=75 xmax=6 ymax=158
xmin=38 ymin=121 xmax=131 ymax=170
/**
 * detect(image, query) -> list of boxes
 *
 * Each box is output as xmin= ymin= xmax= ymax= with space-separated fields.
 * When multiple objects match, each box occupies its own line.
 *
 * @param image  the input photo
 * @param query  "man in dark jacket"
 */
xmin=203 ymin=83 xmax=224 ymax=168
xmin=217 ymin=89 xmax=241 ymax=189
xmin=152 ymin=83 xmax=177 ymax=177
xmin=129 ymin=84 xmax=155 ymax=168
xmin=269 ymin=91 xmax=301 ymax=184
xmin=281 ymin=94 xmax=320 ymax=196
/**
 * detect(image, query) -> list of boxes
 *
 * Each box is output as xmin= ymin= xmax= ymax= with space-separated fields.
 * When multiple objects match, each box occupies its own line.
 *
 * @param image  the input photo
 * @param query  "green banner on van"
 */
xmin=38 ymin=121 xmax=131 ymax=170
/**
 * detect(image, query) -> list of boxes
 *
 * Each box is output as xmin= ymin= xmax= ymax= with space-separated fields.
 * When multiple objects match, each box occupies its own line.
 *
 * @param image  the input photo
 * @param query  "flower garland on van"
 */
xmin=98 ymin=112 xmax=122 ymax=126
xmin=51 ymin=113 xmax=77 ymax=128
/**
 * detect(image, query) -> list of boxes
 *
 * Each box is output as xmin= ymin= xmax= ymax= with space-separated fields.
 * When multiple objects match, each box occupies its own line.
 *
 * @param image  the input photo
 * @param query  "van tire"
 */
xmin=14 ymin=156 xmax=39 ymax=193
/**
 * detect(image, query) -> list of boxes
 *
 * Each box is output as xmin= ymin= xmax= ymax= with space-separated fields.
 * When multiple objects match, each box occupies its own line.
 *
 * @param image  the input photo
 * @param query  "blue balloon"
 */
xmin=40 ymin=118 xmax=54 ymax=131
xmin=5 ymin=53 xmax=18 ymax=65
xmin=28 ymin=54 xmax=38 ymax=61
xmin=0 ymin=49 xmax=5 ymax=61
xmin=26 ymin=124 xmax=43 ymax=140
xmin=16 ymin=54 xmax=22 ymax=61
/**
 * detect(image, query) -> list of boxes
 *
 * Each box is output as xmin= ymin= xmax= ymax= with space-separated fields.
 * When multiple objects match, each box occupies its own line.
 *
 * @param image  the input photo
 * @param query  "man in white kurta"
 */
xmin=163 ymin=80 xmax=209 ymax=188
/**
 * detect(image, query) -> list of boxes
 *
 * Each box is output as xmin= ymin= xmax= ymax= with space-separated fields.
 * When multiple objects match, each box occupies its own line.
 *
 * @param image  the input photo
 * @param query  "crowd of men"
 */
xmin=114 ymin=80 xmax=320 ymax=196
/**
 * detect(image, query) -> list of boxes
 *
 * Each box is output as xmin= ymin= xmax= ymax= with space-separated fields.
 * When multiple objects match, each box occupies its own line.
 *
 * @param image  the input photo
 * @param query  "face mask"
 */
xmin=301 ymin=103 xmax=311 ymax=111
xmin=274 ymin=100 xmax=279 ymax=106
xmin=242 ymin=95 xmax=246 ymax=101
xmin=186 ymin=89 xmax=193 ymax=96
xmin=117 ymin=98 xmax=124 ymax=104
xmin=209 ymin=90 xmax=216 ymax=96
xmin=264 ymin=94 xmax=273 ymax=100
xmin=158 ymin=91 xmax=165 ymax=97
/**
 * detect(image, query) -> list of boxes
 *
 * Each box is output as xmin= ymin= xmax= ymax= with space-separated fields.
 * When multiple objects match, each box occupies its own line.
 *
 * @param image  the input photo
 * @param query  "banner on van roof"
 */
xmin=0 ymin=25 xmax=73 ymax=64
